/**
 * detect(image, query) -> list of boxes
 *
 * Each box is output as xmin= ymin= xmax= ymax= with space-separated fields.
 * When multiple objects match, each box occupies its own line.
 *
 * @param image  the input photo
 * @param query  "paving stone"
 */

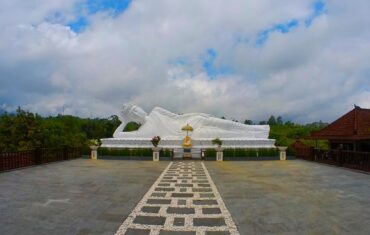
xmin=205 ymin=231 xmax=230 ymax=235
xmin=193 ymin=180 xmax=209 ymax=183
xmin=167 ymin=207 xmax=195 ymax=214
xmin=193 ymin=199 xmax=218 ymax=205
xmin=193 ymin=218 xmax=226 ymax=227
xmin=193 ymin=188 xmax=212 ymax=192
xmin=202 ymin=207 xmax=222 ymax=214
xmin=147 ymin=199 xmax=171 ymax=204
xmin=161 ymin=180 xmax=177 ymax=183
xmin=134 ymin=216 xmax=166 ymax=225
xmin=177 ymin=199 xmax=186 ymax=205
xmin=155 ymin=187 xmax=175 ymax=192
xmin=159 ymin=231 xmax=196 ymax=235
xmin=199 ymin=193 xmax=215 ymax=198
xmin=141 ymin=206 xmax=161 ymax=213
xmin=125 ymin=228 xmax=151 ymax=235
xmin=173 ymin=217 xmax=185 ymax=226
xmin=171 ymin=193 xmax=194 ymax=198
xmin=113 ymin=162 xmax=240 ymax=234
xmin=151 ymin=192 xmax=166 ymax=197
xmin=175 ymin=184 xmax=193 ymax=187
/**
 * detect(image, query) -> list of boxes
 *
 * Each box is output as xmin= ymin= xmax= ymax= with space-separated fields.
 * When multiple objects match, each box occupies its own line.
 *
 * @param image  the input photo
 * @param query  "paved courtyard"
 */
xmin=0 ymin=159 xmax=168 ymax=235
xmin=206 ymin=160 xmax=370 ymax=235
xmin=0 ymin=159 xmax=370 ymax=235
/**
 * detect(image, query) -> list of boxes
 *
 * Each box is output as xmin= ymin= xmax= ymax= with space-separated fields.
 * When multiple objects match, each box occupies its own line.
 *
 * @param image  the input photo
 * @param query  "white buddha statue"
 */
xmin=113 ymin=104 xmax=270 ymax=139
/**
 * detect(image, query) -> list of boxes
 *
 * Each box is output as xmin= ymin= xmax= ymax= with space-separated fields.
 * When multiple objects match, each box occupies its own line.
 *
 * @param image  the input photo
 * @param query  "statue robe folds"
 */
xmin=101 ymin=105 xmax=275 ymax=148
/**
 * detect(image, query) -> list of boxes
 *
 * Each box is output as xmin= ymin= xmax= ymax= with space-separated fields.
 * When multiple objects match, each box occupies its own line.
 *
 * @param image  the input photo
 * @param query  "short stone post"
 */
xmin=277 ymin=146 xmax=287 ymax=160
xmin=90 ymin=145 xmax=98 ymax=160
xmin=216 ymin=146 xmax=224 ymax=161
xmin=152 ymin=147 xmax=161 ymax=161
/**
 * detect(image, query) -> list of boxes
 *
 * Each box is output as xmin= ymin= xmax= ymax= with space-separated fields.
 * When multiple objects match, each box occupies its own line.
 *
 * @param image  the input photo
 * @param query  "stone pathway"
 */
xmin=115 ymin=161 xmax=239 ymax=235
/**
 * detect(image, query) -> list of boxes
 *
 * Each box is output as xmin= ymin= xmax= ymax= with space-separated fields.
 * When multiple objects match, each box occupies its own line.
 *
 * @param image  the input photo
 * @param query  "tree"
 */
xmin=276 ymin=116 xmax=283 ymax=125
xmin=267 ymin=115 xmax=277 ymax=125
xmin=285 ymin=120 xmax=294 ymax=126
xmin=244 ymin=119 xmax=253 ymax=125
xmin=259 ymin=121 xmax=267 ymax=125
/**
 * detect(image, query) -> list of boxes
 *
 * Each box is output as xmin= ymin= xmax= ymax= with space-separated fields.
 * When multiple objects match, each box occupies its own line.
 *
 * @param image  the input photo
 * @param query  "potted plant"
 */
xmin=89 ymin=139 xmax=101 ymax=148
xmin=151 ymin=136 xmax=161 ymax=161
xmin=212 ymin=138 xmax=224 ymax=161
xmin=151 ymin=136 xmax=161 ymax=147
xmin=212 ymin=138 xmax=222 ymax=147
xmin=88 ymin=139 xmax=100 ymax=160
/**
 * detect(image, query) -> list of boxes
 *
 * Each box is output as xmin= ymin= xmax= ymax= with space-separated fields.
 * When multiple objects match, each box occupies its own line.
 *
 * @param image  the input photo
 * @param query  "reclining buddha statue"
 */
xmin=112 ymin=104 xmax=271 ymax=140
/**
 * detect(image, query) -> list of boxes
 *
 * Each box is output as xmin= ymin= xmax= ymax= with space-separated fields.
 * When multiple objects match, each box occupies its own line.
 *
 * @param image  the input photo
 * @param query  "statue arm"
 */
xmin=113 ymin=117 xmax=127 ymax=138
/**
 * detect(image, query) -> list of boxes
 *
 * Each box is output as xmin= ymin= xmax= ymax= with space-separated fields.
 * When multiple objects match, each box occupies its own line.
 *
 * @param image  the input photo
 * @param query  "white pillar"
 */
xmin=152 ymin=147 xmax=161 ymax=161
xmin=277 ymin=146 xmax=287 ymax=160
xmin=90 ymin=146 xmax=98 ymax=160
xmin=216 ymin=147 xmax=224 ymax=161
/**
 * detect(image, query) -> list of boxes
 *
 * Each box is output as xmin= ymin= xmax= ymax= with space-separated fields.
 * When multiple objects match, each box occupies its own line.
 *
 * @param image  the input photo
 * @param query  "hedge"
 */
xmin=204 ymin=148 xmax=279 ymax=158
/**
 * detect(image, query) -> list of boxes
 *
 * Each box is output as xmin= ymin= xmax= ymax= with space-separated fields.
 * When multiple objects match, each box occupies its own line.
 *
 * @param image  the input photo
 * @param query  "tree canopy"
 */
xmin=0 ymin=108 xmax=328 ymax=152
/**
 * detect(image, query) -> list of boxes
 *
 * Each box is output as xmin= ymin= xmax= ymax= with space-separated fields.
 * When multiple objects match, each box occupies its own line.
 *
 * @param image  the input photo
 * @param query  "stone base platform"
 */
xmin=101 ymin=138 xmax=275 ymax=149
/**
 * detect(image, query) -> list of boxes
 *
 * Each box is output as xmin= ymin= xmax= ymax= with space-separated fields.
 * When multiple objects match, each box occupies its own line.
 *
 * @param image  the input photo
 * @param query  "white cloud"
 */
xmin=0 ymin=0 xmax=370 ymax=123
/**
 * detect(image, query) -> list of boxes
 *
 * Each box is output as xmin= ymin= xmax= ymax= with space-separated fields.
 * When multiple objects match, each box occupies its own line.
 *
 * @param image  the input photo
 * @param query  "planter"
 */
xmin=277 ymin=146 xmax=288 ymax=160
xmin=152 ymin=147 xmax=161 ymax=161
xmin=90 ymin=145 xmax=99 ymax=160
xmin=216 ymin=147 xmax=224 ymax=161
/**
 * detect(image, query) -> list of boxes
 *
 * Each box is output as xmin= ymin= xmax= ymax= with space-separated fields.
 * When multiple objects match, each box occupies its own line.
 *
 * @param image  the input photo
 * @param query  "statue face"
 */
xmin=120 ymin=104 xmax=147 ymax=124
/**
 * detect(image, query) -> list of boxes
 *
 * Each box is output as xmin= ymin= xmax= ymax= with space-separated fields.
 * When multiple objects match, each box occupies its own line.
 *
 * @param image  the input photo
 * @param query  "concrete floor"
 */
xmin=0 ymin=159 xmax=370 ymax=235
xmin=0 ymin=159 xmax=168 ymax=235
xmin=206 ymin=160 xmax=370 ymax=235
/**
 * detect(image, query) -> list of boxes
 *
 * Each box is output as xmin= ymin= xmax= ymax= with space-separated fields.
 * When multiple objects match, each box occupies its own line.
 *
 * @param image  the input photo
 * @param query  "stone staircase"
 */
xmin=173 ymin=148 xmax=202 ymax=160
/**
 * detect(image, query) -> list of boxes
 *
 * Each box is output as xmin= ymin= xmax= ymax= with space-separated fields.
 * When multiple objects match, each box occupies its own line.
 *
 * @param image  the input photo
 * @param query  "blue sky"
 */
xmin=256 ymin=0 xmax=326 ymax=46
xmin=0 ymin=0 xmax=369 ymax=122
xmin=68 ymin=0 xmax=132 ymax=32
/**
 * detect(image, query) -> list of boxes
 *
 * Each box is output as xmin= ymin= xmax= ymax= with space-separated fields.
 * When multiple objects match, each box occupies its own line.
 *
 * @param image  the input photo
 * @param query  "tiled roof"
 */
xmin=309 ymin=106 xmax=370 ymax=140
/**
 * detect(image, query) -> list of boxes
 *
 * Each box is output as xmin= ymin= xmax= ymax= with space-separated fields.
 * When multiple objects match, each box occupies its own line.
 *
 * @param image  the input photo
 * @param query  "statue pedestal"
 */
xmin=277 ymin=146 xmax=287 ymax=160
xmin=90 ymin=146 xmax=98 ymax=160
xmin=183 ymin=148 xmax=192 ymax=159
xmin=152 ymin=147 xmax=161 ymax=161
xmin=216 ymin=147 xmax=224 ymax=161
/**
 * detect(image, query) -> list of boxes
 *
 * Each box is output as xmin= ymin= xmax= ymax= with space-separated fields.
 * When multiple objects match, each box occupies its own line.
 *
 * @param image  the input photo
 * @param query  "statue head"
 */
xmin=120 ymin=104 xmax=147 ymax=124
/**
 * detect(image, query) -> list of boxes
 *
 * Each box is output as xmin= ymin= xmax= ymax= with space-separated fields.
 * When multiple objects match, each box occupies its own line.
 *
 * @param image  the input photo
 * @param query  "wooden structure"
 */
xmin=309 ymin=106 xmax=370 ymax=152
xmin=1 ymin=147 xmax=81 ymax=173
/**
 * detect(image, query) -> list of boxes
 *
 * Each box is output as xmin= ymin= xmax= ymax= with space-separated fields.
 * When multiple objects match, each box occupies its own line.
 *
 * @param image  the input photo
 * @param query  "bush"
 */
xmin=98 ymin=148 xmax=152 ymax=157
xmin=223 ymin=148 xmax=278 ymax=157
xmin=204 ymin=149 xmax=216 ymax=158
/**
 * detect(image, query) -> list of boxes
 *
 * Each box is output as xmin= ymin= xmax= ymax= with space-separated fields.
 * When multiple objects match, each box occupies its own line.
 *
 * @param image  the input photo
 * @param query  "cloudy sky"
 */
xmin=0 ymin=0 xmax=369 ymax=123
